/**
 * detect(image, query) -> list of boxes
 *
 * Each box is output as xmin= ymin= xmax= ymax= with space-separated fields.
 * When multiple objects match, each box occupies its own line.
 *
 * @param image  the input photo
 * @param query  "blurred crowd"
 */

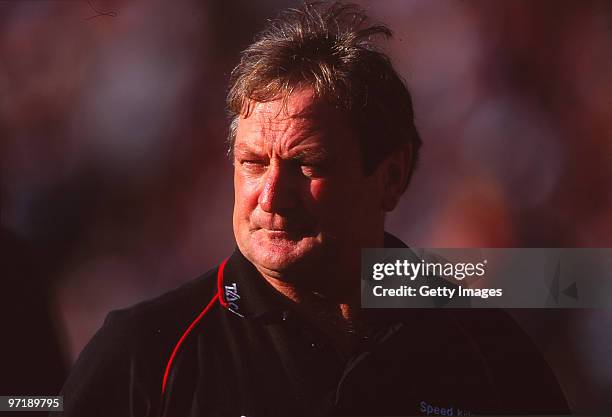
xmin=1 ymin=0 xmax=611 ymax=412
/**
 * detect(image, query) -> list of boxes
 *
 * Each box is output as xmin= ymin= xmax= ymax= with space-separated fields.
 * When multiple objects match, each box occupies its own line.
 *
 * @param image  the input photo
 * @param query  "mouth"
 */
xmin=257 ymin=227 xmax=314 ymax=240
xmin=265 ymin=230 xmax=292 ymax=236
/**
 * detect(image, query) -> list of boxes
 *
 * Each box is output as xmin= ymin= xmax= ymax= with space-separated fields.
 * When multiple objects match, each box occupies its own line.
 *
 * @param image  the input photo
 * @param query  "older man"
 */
xmin=57 ymin=3 xmax=569 ymax=416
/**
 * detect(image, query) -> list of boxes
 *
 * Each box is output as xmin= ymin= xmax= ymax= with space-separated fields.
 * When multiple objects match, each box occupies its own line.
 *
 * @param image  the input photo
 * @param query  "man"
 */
xmin=57 ymin=3 xmax=569 ymax=416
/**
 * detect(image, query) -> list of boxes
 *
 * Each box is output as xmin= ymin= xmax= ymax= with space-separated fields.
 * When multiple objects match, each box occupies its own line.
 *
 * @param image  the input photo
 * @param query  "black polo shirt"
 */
xmin=56 ymin=234 xmax=569 ymax=417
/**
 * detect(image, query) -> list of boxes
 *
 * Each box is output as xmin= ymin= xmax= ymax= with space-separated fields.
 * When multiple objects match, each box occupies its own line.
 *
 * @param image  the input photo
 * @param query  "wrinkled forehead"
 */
xmin=236 ymin=90 xmax=354 ymax=149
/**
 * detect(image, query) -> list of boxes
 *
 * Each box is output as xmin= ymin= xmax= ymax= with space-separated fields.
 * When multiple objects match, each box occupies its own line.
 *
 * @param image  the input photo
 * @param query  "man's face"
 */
xmin=232 ymin=89 xmax=385 ymax=281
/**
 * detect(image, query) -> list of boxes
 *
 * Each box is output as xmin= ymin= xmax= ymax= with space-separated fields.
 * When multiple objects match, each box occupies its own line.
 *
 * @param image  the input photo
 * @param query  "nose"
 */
xmin=258 ymin=161 xmax=298 ymax=213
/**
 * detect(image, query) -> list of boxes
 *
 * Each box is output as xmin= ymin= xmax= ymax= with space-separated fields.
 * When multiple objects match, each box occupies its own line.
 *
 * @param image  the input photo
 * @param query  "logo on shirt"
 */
xmin=224 ymin=282 xmax=241 ymax=312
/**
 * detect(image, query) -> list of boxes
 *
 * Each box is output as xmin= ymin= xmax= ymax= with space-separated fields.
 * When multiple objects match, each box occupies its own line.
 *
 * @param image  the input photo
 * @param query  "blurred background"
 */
xmin=1 ymin=0 xmax=611 ymax=412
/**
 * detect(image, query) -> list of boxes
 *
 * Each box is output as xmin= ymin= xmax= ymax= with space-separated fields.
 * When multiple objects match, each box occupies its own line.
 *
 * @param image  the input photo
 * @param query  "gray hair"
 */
xmin=226 ymin=1 xmax=421 ymax=187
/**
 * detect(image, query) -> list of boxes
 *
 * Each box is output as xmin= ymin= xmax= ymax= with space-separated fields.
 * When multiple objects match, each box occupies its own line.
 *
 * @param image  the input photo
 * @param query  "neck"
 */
xmin=257 ymin=261 xmax=366 ymax=356
xmin=254 ymin=232 xmax=386 ymax=353
xmin=261 ymin=274 xmax=360 ymax=318
xmin=257 ymin=254 xmax=361 ymax=311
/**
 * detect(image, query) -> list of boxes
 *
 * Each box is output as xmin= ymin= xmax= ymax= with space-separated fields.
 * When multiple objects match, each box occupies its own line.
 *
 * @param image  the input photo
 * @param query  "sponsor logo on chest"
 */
xmin=224 ymin=282 xmax=240 ymax=312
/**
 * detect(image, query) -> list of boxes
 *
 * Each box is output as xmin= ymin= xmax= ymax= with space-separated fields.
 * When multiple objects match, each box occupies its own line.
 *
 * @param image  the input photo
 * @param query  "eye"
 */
xmin=242 ymin=160 xmax=264 ymax=166
xmin=300 ymin=164 xmax=325 ymax=178
xmin=240 ymin=159 xmax=268 ymax=172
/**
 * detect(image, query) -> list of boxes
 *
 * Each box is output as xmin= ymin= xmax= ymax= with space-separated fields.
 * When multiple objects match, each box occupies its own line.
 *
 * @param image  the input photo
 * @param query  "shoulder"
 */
xmin=93 ymin=263 xmax=225 ymax=371
xmin=449 ymin=309 xmax=570 ymax=413
xmin=109 ymin=265 xmax=221 ymax=340
xmin=59 ymin=264 xmax=223 ymax=417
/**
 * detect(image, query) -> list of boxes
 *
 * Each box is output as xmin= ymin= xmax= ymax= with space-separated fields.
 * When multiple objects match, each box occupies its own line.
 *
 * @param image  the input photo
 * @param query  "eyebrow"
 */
xmin=233 ymin=143 xmax=332 ymax=163
xmin=290 ymin=148 xmax=331 ymax=163
xmin=233 ymin=144 xmax=264 ymax=156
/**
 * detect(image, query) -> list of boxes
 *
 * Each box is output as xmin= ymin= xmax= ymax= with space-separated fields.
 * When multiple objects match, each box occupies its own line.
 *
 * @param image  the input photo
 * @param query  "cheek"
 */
xmin=308 ymin=179 xmax=365 ymax=220
xmin=309 ymin=180 xmax=325 ymax=202
xmin=234 ymin=171 xmax=259 ymax=215
xmin=309 ymin=180 xmax=346 ymax=212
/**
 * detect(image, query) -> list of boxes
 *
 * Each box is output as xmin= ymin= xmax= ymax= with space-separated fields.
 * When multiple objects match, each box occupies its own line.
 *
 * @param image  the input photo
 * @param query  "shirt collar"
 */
xmin=219 ymin=231 xmax=410 ymax=320
xmin=219 ymin=247 xmax=288 ymax=319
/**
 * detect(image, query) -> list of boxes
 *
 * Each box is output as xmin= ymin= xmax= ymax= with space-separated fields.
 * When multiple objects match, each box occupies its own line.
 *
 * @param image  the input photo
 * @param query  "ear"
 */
xmin=379 ymin=144 xmax=413 ymax=212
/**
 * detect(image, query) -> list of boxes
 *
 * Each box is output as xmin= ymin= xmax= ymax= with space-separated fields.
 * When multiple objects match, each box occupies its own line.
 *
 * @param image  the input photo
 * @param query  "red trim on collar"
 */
xmin=160 ymin=257 xmax=230 ymax=397
xmin=217 ymin=257 xmax=230 ymax=308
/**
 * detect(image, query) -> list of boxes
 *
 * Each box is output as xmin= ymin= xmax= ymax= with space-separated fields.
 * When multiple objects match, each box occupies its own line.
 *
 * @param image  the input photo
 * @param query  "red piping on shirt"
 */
xmin=160 ymin=257 xmax=230 ymax=396
xmin=217 ymin=257 xmax=230 ymax=309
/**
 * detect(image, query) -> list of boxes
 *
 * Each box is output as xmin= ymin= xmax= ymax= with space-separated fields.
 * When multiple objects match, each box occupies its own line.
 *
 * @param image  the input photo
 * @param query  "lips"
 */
xmin=257 ymin=228 xmax=314 ymax=243
xmin=252 ymin=216 xmax=314 ymax=233
xmin=261 ymin=225 xmax=305 ymax=231
xmin=258 ymin=227 xmax=311 ymax=235
xmin=253 ymin=221 xmax=316 ymax=237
